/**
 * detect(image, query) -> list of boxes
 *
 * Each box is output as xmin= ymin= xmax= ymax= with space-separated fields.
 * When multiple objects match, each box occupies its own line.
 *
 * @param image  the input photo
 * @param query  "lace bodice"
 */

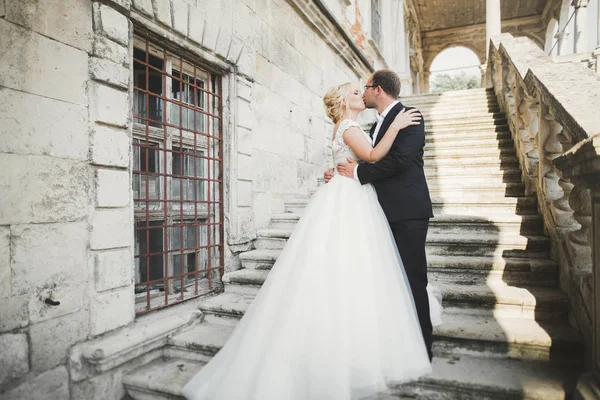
xmin=331 ymin=119 xmax=372 ymax=168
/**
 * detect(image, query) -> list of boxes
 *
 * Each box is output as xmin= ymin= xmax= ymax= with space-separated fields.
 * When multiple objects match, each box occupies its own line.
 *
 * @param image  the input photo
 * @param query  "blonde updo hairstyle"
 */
xmin=323 ymin=82 xmax=354 ymax=124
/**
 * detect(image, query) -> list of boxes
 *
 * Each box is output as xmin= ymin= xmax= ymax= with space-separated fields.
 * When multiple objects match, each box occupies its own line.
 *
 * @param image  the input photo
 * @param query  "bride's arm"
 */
xmin=343 ymin=108 xmax=421 ymax=163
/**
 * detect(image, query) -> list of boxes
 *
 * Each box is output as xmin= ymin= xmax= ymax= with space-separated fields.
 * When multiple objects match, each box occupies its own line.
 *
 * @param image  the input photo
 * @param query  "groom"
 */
xmin=326 ymin=69 xmax=434 ymax=360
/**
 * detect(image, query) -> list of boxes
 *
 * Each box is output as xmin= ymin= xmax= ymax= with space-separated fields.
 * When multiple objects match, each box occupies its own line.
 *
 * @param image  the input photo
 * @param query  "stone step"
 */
xmin=424 ymin=136 xmax=513 ymax=149
xmin=424 ymin=165 xmax=521 ymax=175
xmin=423 ymin=153 xmax=517 ymax=165
xmin=238 ymin=250 xmax=558 ymax=286
xmin=419 ymin=104 xmax=501 ymax=114
xmin=409 ymin=98 xmax=500 ymax=111
xmin=427 ymin=255 xmax=558 ymax=287
xmin=270 ymin=213 xmax=543 ymax=235
xmin=123 ymin=358 xmax=202 ymax=400
xmin=221 ymin=269 xmax=566 ymax=322
xmin=424 ymin=123 xmax=509 ymax=135
xmin=424 ymin=145 xmax=516 ymax=158
xmin=430 ymin=197 xmax=538 ymax=216
xmin=254 ymin=229 xmax=549 ymax=258
xmin=424 ymin=115 xmax=506 ymax=127
xmin=418 ymin=104 xmax=501 ymax=115
xmin=285 ymin=196 xmax=538 ymax=215
xmin=395 ymin=354 xmax=579 ymax=400
xmin=190 ymin=292 xmax=577 ymax=361
xmin=123 ymin=353 xmax=579 ymax=400
xmin=123 ymin=352 xmax=579 ymax=400
xmin=425 ymin=128 xmax=511 ymax=142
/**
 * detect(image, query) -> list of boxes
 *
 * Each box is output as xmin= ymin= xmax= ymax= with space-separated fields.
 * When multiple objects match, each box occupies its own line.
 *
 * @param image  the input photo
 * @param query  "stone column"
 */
xmin=572 ymin=0 xmax=590 ymax=53
xmin=486 ymin=0 xmax=501 ymax=59
xmin=422 ymin=71 xmax=431 ymax=93
xmin=558 ymin=0 xmax=572 ymax=55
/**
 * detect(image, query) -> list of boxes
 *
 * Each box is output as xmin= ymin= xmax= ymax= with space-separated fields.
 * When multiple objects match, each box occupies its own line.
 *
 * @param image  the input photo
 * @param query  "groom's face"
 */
xmin=363 ymin=79 xmax=378 ymax=109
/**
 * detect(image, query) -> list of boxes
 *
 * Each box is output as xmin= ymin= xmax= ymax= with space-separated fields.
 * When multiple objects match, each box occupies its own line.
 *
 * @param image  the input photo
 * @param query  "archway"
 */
xmin=428 ymin=46 xmax=483 ymax=94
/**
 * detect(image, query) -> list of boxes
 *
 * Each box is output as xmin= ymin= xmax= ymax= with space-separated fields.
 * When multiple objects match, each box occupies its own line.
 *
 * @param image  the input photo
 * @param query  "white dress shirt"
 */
xmin=353 ymin=100 xmax=400 ymax=181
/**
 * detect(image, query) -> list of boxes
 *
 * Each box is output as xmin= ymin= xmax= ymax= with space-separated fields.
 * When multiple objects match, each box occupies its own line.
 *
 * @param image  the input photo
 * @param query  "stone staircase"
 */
xmin=122 ymin=88 xmax=583 ymax=399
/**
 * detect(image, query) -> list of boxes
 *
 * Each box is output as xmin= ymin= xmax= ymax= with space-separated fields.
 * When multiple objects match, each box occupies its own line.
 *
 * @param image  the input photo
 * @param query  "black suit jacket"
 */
xmin=357 ymin=102 xmax=434 ymax=222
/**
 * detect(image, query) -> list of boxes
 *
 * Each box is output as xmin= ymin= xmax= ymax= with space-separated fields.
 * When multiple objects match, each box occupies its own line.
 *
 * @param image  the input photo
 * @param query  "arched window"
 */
xmin=429 ymin=47 xmax=482 ymax=93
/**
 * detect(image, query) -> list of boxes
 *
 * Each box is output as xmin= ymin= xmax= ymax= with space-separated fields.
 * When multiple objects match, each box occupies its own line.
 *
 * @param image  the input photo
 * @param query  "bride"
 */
xmin=182 ymin=82 xmax=442 ymax=400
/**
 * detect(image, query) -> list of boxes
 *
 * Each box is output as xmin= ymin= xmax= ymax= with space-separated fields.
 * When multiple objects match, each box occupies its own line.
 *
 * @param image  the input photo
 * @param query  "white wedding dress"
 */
xmin=183 ymin=119 xmax=442 ymax=400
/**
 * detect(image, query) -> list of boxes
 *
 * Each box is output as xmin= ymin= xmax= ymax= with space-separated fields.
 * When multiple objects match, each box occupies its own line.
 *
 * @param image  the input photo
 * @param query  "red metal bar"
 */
xmin=132 ymin=34 xmax=224 ymax=314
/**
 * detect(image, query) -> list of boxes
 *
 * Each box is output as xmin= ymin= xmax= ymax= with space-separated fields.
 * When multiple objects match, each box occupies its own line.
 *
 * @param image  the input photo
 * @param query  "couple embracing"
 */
xmin=183 ymin=69 xmax=442 ymax=400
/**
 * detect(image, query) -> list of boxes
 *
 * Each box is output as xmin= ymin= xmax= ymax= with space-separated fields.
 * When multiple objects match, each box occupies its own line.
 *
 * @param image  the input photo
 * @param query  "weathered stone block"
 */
xmin=91 ymin=82 xmax=130 ymax=128
xmin=227 ymin=36 xmax=244 ymax=63
xmin=132 ymin=0 xmax=153 ymax=16
xmin=90 ymin=57 xmax=130 ymax=89
xmin=5 ymin=0 xmax=93 ymax=51
xmin=237 ymin=154 xmax=253 ymax=181
xmin=91 ymin=125 xmax=130 ymax=168
xmin=0 ymin=154 xmax=91 ymax=225
xmin=172 ymin=1 xmax=188 ymax=36
xmin=215 ymin=26 xmax=232 ymax=58
xmin=94 ymin=248 xmax=132 ymax=292
xmin=30 ymin=311 xmax=88 ymax=372
xmin=188 ymin=6 xmax=205 ymax=44
xmin=94 ymin=3 xmax=130 ymax=46
xmin=237 ymin=47 xmax=257 ymax=79
xmin=202 ymin=18 xmax=219 ymax=52
xmin=93 ymin=35 xmax=129 ymax=66
xmin=237 ymin=180 xmax=252 ymax=207
xmin=90 ymin=285 xmax=135 ymax=335
xmin=237 ymin=77 xmax=252 ymax=102
xmin=0 ymin=87 xmax=88 ymax=161
xmin=236 ymin=127 xmax=253 ymax=156
xmin=0 ymin=333 xmax=29 ymax=385
xmin=0 ymin=226 xmax=9 ymax=300
xmin=154 ymin=0 xmax=171 ymax=27
xmin=90 ymin=208 xmax=131 ymax=250
xmin=0 ymin=0 xmax=5 ymax=17
xmin=0 ymin=295 xmax=28 ymax=332
xmin=2 ymin=366 xmax=69 ymax=400
xmin=237 ymin=97 xmax=254 ymax=130
xmin=96 ymin=169 xmax=130 ymax=208
xmin=29 ymin=283 xmax=87 ymax=324
xmin=0 ymin=19 xmax=88 ymax=105
xmin=11 ymin=222 xmax=87 ymax=296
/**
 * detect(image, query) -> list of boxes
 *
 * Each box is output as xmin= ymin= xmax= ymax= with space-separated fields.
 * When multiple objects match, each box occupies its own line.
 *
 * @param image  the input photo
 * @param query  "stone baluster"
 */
xmin=517 ymin=89 xmax=540 ymax=179
xmin=568 ymin=182 xmax=593 ymax=269
xmin=541 ymin=111 xmax=577 ymax=231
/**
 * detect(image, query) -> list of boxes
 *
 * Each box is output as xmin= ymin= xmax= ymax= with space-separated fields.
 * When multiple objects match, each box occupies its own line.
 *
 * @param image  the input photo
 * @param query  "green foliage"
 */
xmin=430 ymin=71 xmax=481 ymax=93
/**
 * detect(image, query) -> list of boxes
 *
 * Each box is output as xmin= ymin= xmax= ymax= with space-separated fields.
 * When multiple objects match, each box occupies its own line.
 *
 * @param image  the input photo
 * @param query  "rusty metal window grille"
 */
xmin=132 ymin=34 xmax=224 ymax=314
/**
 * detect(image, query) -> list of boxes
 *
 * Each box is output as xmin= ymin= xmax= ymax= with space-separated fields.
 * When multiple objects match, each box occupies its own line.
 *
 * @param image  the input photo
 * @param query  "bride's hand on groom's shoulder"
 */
xmin=324 ymin=168 xmax=334 ymax=183
xmin=391 ymin=108 xmax=422 ymax=131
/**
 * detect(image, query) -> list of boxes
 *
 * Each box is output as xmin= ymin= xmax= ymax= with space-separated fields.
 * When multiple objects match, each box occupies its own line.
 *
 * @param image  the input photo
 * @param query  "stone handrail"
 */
xmin=487 ymin=34 xmax=600 ymax=376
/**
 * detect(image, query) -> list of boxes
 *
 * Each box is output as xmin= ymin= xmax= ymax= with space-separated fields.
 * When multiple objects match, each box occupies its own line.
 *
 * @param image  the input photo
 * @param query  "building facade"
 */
xmin=2 ymin=0 xmax=600 ymax=398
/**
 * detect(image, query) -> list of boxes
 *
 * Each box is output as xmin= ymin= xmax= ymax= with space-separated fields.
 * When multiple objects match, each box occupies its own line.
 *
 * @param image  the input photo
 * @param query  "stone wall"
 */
xmin=0 ymin=0 xmax=390 ymax=398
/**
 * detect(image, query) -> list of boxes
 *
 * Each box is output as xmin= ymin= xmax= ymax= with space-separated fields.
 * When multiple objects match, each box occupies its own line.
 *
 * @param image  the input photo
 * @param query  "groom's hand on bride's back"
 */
xmin=324 ymin=168 xmax=334 ymax=183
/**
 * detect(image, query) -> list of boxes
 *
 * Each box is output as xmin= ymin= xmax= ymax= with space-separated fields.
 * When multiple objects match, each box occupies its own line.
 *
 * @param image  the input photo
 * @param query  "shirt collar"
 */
xmin=377 ymin=100 xmax=400 ymax=123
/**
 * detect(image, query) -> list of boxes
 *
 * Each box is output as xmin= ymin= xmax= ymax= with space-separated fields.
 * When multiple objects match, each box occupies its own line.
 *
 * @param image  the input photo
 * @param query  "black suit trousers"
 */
xmin=389 ymin=218 xmax=433 ymax=360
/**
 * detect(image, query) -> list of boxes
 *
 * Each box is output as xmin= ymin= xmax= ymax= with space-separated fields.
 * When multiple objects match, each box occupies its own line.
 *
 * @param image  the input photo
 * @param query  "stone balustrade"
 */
xmin=488 ymin=33 xmax=600 ymax=397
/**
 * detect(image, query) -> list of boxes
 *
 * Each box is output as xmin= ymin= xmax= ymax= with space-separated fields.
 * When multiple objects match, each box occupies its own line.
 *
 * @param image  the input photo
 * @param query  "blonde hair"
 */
xmin=323 ymin=83 xmax=354 ymax=123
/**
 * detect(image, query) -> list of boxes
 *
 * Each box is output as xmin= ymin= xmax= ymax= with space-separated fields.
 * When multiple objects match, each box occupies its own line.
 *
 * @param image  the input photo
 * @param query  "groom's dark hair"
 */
xmin=372 ymin=69 xmax=401 ymax=99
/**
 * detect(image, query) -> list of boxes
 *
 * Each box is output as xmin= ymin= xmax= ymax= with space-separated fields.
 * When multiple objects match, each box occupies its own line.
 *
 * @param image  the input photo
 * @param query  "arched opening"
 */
xmin=428 ymin=46 xmax=482 ymax=94
xmin=545 ymin=18 xmax=559 ymax=55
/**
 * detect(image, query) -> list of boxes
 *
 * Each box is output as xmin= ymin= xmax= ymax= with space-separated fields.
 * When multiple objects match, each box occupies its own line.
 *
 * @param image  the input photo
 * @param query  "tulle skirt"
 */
xmin=183 ymin=175 xmax=442 ymax=400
